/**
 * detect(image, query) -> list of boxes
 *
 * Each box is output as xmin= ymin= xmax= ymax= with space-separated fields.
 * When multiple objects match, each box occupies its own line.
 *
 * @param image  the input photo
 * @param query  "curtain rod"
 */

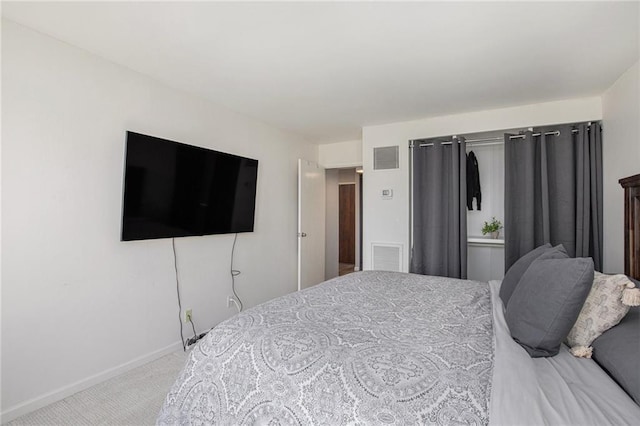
xmin=413 ymin=128 xmax=583 ymax=148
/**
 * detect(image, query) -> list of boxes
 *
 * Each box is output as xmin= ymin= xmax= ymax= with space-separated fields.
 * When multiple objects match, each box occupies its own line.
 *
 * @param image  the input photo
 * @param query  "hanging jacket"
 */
xmin=467 ymin=151 xmax=481 ymax=210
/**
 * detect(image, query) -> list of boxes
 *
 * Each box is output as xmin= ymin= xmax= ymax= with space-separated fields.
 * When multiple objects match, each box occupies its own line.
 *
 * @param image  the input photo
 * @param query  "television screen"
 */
xmin=121 ymin=132 xmax=258 ymax=241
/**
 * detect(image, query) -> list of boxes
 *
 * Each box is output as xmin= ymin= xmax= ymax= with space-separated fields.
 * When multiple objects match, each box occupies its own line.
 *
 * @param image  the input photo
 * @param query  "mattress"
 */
xmin=158 ymin=271 xmax=640 ymax=425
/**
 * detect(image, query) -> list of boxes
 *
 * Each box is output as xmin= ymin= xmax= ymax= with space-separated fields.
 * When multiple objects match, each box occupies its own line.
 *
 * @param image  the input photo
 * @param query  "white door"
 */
xmin=298 ymin=159 xmax=326 ymax=290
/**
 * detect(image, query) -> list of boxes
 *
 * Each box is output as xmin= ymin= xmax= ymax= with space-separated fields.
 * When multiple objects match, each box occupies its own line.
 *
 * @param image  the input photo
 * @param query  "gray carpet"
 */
xmin=6 ymin=350 xmax=187 ymax=426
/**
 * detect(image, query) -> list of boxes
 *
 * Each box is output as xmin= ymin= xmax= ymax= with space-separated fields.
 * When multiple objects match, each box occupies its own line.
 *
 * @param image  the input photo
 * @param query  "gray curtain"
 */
xmin=504 ymin=122 xmax=603 ymax=271
xmin=410 ymin=137 xmax=467 ymax=278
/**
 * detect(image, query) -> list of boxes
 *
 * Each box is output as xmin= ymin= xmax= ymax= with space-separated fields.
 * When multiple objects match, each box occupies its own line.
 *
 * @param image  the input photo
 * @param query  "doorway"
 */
xmin=339 ymin=183 xmax=356 ymax=275
xmin=325 ymin=167 xmax=362 ymax=278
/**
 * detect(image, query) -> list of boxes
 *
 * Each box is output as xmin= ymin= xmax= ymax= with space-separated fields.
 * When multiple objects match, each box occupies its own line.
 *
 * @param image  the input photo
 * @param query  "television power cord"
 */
xmin=172 ymin=238 xmax=186 ymax=352
xmin=230 ymin=233 xmax=243 ymax=313
xmin=185 ymin=317 xmax=207 ymax=347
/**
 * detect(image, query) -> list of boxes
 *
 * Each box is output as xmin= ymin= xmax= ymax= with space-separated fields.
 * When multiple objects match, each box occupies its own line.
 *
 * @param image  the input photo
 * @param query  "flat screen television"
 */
xmin=121 ymin=131 xmax=258 ymax=241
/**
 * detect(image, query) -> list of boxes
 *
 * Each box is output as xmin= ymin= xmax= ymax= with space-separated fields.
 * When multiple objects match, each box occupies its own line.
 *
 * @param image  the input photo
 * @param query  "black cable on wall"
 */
xmin=171 ymin=238 xmax=186 ymax=351
xmin=230 ymin=233 xmax=243 ymax=312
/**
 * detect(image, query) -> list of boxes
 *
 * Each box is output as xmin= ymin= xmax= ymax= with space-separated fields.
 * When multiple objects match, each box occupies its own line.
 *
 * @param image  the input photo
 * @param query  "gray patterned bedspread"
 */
xmin=158 ymin=271 xmax=494 ymax=425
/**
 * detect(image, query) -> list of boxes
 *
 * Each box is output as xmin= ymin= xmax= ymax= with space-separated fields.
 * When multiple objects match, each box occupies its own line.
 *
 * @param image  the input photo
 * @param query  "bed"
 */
xmin=158 ymin=269 xmax=640 ymax=425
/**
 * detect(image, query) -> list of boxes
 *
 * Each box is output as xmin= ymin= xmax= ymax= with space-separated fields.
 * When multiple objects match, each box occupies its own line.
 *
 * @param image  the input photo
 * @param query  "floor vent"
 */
xmin=373 ymin=146 xmax=399 ymax=170
xmin=372 ymin=243 xmax=402 ymax=271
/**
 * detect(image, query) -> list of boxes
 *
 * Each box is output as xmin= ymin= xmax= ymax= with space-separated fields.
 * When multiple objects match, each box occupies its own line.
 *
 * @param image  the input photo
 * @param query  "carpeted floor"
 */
xmin=6 ymin=350 xmax=188 ymax=426
xmin=339 ymin=262 xmax=355 ymax=276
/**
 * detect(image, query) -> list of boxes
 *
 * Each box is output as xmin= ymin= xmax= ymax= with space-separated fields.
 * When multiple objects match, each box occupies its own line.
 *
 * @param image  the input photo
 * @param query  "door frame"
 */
xmin=324 ymin=167 xmax=363 ymax=278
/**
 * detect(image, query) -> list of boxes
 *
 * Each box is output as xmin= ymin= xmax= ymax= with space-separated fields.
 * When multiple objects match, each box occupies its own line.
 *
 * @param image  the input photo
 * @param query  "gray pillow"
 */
xmin=592 ymin=279 xmax=640 ymax=405
xmin=505 ymin=257 xmax=594 ymax=357
xmin=500 ymin=243 xmax=568 ymax=307
xmin=500 ymin=243 xmax=551 ymax=306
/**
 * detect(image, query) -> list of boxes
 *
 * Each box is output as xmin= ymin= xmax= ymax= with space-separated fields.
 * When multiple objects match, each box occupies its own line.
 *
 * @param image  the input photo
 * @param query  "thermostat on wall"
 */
xmin=381 ymin=189 xmax=393 ymax=199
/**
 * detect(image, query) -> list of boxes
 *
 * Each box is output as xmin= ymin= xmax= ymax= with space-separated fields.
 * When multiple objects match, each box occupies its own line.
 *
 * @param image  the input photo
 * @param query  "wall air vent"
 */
xmin=373 ymin=146 xmax=399 ymax=170
xmin=372 ymin=243 xmax=402 ymax=272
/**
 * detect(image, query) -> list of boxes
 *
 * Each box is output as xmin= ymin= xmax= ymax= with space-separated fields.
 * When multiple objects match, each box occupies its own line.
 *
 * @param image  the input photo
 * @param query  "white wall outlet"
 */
xmin=227 ymin=296 xmax=235 ymax=308
xmin=184 ymin=309 xmax=192 ymax=323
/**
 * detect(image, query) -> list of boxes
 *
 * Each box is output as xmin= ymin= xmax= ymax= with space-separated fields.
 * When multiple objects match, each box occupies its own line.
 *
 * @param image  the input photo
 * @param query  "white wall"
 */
xmin=318 ymin=139 xmax=362 ymax=168
xmin=1 ymin=20 xmax=317 ymax=420
xmin=602 ymin=61 xmax=640 ymax=273
xmin=362 ymin=97 xmax=603 ymax=272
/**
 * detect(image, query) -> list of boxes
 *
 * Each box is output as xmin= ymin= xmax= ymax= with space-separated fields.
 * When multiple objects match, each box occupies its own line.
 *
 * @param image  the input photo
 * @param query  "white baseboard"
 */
xmin=0 ymin=341 xmax=183 ymax=423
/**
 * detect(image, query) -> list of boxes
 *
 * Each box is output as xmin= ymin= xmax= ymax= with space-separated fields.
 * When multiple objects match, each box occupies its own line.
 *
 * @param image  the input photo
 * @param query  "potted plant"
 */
xmin=482 ymin=217 xmax=503 ymax=239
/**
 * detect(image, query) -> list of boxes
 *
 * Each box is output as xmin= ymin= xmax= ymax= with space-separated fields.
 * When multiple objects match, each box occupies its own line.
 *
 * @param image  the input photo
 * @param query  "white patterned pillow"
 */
xmin=566 ymin=272 xmax=639 ymax=358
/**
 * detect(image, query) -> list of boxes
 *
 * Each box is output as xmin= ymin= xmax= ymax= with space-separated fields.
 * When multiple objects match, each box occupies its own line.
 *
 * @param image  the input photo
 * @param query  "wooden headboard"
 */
xmin=619 ymin=174 xmax=640 ymax=279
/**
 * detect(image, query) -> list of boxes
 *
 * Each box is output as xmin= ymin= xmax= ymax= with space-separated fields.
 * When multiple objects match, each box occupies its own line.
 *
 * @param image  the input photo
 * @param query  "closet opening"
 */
xmin=462 ymin=130 xmax=506 ymax=282
xmin=409 ymin=122 xmax=602 ymax=281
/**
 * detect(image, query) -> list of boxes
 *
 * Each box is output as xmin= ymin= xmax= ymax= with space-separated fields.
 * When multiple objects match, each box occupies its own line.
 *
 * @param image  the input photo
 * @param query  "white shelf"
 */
xmin=468 ymin=237 xmax=504 ymax=247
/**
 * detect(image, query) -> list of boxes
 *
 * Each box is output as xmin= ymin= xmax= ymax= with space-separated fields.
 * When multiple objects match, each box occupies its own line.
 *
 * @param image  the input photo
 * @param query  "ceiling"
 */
xmin=3 ymin=1 xmax=638 ymax=143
